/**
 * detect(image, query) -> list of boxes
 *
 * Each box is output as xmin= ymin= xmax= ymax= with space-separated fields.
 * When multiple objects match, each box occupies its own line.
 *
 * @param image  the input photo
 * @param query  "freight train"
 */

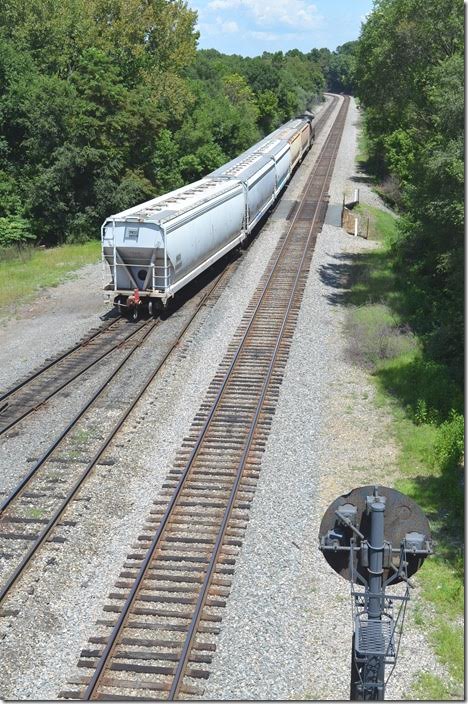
xmin=102 ymin=111 xmax=316 ymax=318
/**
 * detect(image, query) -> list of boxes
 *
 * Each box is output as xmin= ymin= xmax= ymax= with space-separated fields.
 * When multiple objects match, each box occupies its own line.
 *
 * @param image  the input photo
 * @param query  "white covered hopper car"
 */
xmin=102 ymin=112 xmax=315 ymax=316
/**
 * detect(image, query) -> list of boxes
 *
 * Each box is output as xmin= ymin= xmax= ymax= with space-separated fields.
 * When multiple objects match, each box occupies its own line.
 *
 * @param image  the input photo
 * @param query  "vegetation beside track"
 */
xmin=0 ymin=0 xmax=357 ymax=250
xmin=0 ymin=241 xmax=100 ymax=314
xmin=355 ymin=0 xmax=463 ymax=386
xmin=352 ymin=5 xmax=464 ymax=693
xmin=345 ymin=202 xmax=464 ymax=700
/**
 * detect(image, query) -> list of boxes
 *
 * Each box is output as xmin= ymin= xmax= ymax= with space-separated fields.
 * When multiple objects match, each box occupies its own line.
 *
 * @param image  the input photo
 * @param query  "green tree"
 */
xmin=0 ymin=215 xmax=34 ymax=249
xmin=326 ymin=41 xmax=357 ymax=93
xmin=0 ymin=3 xmax=330 ymax=249
xmin=256 ymin=90 xmax=280 ymax=133
xmin=356 ymin=0 xmax=464 ymax=377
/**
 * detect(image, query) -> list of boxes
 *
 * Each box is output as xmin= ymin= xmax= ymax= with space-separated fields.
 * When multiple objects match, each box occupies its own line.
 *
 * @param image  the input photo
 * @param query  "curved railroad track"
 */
xmin=314 ymin=93 xmax=339 ymax=132
xmin=0 ymin=95 xmax=339 ymax=614
xmin=62 ymin=95 xmax=349 ymax=701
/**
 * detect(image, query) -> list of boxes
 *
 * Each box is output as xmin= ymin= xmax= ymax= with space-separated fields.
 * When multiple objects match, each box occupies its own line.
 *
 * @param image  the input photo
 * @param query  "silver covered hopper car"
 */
xmin=208 ymin=148 xmax=287 ymax=233
xmin=102 ymin=178 xmax=245 ymax=315
xmin=102 ymin=111 xmax=317 ymax=316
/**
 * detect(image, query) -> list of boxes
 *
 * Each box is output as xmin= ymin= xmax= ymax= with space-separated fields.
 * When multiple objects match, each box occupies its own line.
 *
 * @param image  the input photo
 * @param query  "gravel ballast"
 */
xmin=0 ymin=263 xmax=107 ymax=391
xmin=0 ymin=99 xmax=339 ymax=700
xmin=0 ymin=97 xmax=442 ymax=700
xmin=203 ymin=98 xmax=443 ymax=700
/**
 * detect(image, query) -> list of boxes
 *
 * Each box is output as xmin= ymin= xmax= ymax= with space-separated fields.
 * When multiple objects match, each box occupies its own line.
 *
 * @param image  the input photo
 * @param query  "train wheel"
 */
xmin=148 ymin=300 xmax=154 ymax=317
xmin=132 ymin=306 xmax=139 ymax=321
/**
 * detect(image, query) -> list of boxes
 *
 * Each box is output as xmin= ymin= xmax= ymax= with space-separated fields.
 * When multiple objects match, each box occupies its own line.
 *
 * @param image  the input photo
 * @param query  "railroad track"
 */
xmin=0 ymin=316 xmax=149 ymax=437
xmin=0 ymin=96 xmax=337 ymax=443
xmin=314 ymin=93 xmax=339 ymax=132
xmin=0 ymin=263 xmax=237 ymax=609
xmin=62 ymin=95 xmax=350 ymax=701
xmin=0 ymin=96 xmax=339 ymax=612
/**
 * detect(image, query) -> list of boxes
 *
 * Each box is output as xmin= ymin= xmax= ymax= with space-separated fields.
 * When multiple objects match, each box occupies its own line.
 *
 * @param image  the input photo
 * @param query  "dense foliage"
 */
xmin=311 ymin=42 xmax=357 ymax=94
xmin=356 ymin=0 xmax=463 ymax=380
xmin=0 ymin=0 xmax=198 ymax=247
xmin=0 ymin=1 xmax=334 ymax=249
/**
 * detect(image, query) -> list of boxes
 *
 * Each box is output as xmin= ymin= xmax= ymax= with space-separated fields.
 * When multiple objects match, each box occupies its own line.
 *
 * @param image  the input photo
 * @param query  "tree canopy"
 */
xmin=0 ymin=4 xmax=335 ymax=249
xmin=356 ymin=0 xmax=463 ymax=378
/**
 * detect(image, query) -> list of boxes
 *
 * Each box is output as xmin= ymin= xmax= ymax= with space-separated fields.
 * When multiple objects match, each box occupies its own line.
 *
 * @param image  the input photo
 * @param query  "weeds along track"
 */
xmin=64 ymin=96 xmax=350 ymax=702
xmin=0 ymin=264 xmax=236 ymax=609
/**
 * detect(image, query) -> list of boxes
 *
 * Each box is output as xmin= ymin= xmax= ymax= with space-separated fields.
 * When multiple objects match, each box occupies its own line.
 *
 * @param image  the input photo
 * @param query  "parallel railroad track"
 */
xmin=0 ymin=316 xmax=149 ymax=437
xmin=314 ymin=93 xmax=339 ymax=132
xmin=0 ymin=96 xmax=339 ymax=612
xmin=0 ymin=102 xmax=337 ymax=442
xmin=0 ymin=264 xmax=236 ymax=608
xmin=63 ymin=95 xmax=350 ymax=701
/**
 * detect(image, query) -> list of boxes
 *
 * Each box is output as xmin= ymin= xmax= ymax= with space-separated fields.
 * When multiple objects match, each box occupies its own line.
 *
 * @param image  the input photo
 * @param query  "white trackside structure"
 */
xmin=102 ymin=112 xmax=315 ymax=314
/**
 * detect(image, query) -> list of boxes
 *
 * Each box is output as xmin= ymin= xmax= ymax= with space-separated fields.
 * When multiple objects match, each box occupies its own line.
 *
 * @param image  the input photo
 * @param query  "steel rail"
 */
xmin=0 ymin=319 xmax=158 ymax=603
xmin=168 ymin=95 xmax=350 ymax=700
xmin=314 ymin=94 xmax=339 ymax=132
xmin=0 ymin=92 xmax=335 ymax=416
xmin=0 ymin=316 xmax=119 ymax=404
xmin=0 ymin=318 xmax=158 ymax=515
xmin=0 ymin=265 xmax=232 ymax=606
xmin=0 ymin=96 xmax=340 ymax=613
xmin=0 ymin=94 xmax=336 ymax=431
xmin=0 ymin=318 xmax=150 ymax=437
xmin=82 ymin=95 xmax=349 ymax=701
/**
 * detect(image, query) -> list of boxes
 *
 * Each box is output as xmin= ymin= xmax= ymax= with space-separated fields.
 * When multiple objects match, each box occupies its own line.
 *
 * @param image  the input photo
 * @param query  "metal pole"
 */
xmin=319 ymin=485 xmax=432 ymax=703
xmin=163 ymin=226 xmax=168 ymax=290
xmin=366 ymin=496 xmax=386 ymax=700
xmin=112 ymin=220 xmax=117 ymax=291
xmin=368 ymin=498 xmax=385 ymax=619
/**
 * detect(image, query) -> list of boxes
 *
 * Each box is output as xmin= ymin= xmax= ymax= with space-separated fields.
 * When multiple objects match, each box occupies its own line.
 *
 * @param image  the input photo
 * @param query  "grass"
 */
xmin=412 ymin=673 xmax=454 ymax=701
xmin=355 ymin=203 xmax=397 ymax=243
xmin=345 ymin=305 xmax=417 ymax=372
xmin=355 ymin=120 xmax=402 ymax=209
xmin=356 ymin=122 xmax=370 ymax=165
xmin=27 ymin=507 xmax=46 ymax=519
xmin=344 ymin=193 xmax=464 ymax=699
xmin=0 ymin=240 xmax=101 ymax=314
xmin=431 ymin=621 xmax=464 ymax=683
xmin=72 ymin=428 xmax=92 ymax=443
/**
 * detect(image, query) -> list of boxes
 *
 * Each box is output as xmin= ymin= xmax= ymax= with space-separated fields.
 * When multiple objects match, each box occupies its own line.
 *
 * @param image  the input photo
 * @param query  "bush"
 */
xmin=434 ymin=411 xmax=464 ymax=471
xmin=433 ymin=411 xmax=464 ymax=523
xmin=346 ymin=303 xmax=417 ymax=372
xmin=0 ymin=215 xmax=35 ymax=249
xmin=377 ymin=354 xmax=463 ymax=425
